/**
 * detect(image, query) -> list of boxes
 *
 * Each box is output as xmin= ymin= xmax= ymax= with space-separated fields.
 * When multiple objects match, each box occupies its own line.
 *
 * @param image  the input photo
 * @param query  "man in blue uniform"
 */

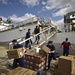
xmin=46 ymin=41 xmax=56 ymax=70
xmin=34 ymin=26 xmax=40 ymax=44
xmin=25 ymin=29 xmax=32 ymax=48
xmin=12 ymin=39 xmax=26 ymax=69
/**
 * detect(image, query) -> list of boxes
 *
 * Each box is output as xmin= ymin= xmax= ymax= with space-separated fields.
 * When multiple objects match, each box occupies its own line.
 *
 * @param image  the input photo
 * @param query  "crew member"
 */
xmin=25 ymin=29 xmax=33 ymax=48
xmin=12 ymin=39 xmax=26 ymax=69
xmin=60 ymin=38 xmax=74 ymax=56
xmin=46 ymin=41 xmax=56 ymax=70
xmin=34 ymin=26 xmax=40 ymax=44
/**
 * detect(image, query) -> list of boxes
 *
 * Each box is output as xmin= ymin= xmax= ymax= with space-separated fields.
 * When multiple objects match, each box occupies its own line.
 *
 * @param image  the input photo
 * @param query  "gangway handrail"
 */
xmin=19 ymin=26 xmax=51 ymax=44
xmin=9 ymin=26 xmax=50 ymax=45
xmin=9 ymin=26 xmax=53 ymax=49
xmin=0 ymin=16 xmax=40 ymax=32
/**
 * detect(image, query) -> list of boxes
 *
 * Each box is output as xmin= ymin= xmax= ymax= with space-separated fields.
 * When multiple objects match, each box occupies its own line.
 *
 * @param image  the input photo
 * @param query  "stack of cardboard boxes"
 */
xmin=24 ymin=45 xmax=50 ymax=72
xmin=43 ymin=56 xmax=75 ymax=75
xmin=55 ymin=56 xmax=75 ymax=75
xmin=50 ymin=59 xmax=58 ymax=72
xmin=25 ymin=52 xmax=46 ymax=72
xmin=7 ymin=67 xmax=37 ymax=75
xmin=6 ymin=45 xmax=51 ymax=74
xmin=7 ymin=45 xmax=75 ymax=75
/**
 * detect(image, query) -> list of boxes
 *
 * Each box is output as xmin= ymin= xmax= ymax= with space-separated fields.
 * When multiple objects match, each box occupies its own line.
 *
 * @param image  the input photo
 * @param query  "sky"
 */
xmin=0 ymin=0 xmax=75 ymax=26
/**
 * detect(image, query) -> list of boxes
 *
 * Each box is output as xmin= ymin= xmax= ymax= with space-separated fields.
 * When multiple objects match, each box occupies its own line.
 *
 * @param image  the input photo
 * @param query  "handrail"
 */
xmin=9 ymin=26 xmax=50 ymax=45
xmin=9 ymin=26 xmax=52 ymax=49
xmin=0 ymin=16 xmax=39 ymax=32
xmin=19 ymin=26 xmax=51 ymax=44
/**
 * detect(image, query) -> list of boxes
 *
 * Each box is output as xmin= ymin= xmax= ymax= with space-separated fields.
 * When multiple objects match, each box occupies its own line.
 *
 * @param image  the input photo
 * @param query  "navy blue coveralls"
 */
xmin=61 ymin=42 xmax=71 ymax=56
xmin=47 ymin=44 xmax=56 ymax=69
xmin=34 ymin=27 xmax=40 ymax=44
xmin=25 ymin=32 xmax=32 ymax=48
xmin=13 ymin=44 xmax=25 ymax=69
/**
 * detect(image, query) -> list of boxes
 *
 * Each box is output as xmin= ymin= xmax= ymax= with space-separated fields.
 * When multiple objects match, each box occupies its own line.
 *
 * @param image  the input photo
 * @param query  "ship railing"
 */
xmin=9 ymin=26 xmax=57 ymax=50
xmin=0 ymin=16 xmax=40 ymax=32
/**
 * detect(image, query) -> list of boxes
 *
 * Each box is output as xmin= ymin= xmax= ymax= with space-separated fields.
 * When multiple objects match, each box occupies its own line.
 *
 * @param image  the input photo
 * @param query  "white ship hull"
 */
xmin=0 ymin=24 xmax=37 ymax=42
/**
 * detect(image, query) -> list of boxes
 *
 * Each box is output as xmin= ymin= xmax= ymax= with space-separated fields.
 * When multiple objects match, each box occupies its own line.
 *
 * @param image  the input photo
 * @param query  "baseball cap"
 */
xmin=28 ymin=29 xmax=31 ymax=31
xmin=48 ymin=41 xmax=53 ymax=44
xmin=12 ymin=39 xmax=17 ymax=42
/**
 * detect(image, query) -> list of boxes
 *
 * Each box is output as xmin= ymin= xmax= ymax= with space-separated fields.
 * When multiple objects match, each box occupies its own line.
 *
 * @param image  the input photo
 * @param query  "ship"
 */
xmin=1 ymin=11 xmax=75 ymax=75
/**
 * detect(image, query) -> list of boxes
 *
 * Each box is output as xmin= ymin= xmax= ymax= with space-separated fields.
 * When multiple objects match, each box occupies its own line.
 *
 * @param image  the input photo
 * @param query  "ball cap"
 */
xmin=28 ymin=28 xmax=31 ymax=31
xmin=12 ymin=39 xmax=17 ymax=42
xmin=48 ymin=41 xmax=53 ymax=44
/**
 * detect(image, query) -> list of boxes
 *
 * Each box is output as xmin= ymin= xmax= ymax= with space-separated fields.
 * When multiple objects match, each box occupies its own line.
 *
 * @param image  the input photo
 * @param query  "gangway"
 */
xmin=9 ymin=26 xmax=57 ymax=51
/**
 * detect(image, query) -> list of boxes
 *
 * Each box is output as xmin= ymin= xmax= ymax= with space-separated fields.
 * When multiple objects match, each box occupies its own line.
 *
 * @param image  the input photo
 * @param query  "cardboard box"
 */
xmin=50 ymin=60 xmax=58 ymax=69
xmin=7 ymin=48 xmax=24 ymax=59
xmin=24 ymin=52 xmax=47 ymax=71
xmin=41 ymin=45 xmax=51 ymax=54
xmin=26 ymin=64 xmax=45 ymax=72
xmin=34 ymin=54 xmax=46 ymax=63
xmin=58 ymin=56 xmax=74 ymax=70
xmin=57 ymin=56 xmax=75 ymax=75
xmin=25 ymin=52 xmax=46 ymax=63
xmin=54 ymin=59 xmax=75 ymax=75
xmin=55 ymin=69 xmax=73 ymax=75
xmin=57 ymin=65 xmax=75 ymax=75
xmin=25 ymin=60 xmax=45 ymax=69
xmin=25 ymin=52 xmax=36 ymax=60
xmin=34 ymin=65 xmax=45 ymax=72
xmin=39 ymin=50 xmax=46 ymax=55
xmin=7 ymin=67 xmax=37 ymax=75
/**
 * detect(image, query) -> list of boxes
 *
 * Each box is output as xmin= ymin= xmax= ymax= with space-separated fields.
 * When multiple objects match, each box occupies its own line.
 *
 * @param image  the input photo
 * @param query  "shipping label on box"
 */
xmin=35 ymin=63 xmax=42 ymax=67
xmin=31 ymin=56 xmax=35 ymax=60
xmin=30 ymin=61 xmax=34 ymax=65
xmin=41 ymin=61 xmax=45 ymax=66
xmin=29 ymin=66 xmax=33 ymax=69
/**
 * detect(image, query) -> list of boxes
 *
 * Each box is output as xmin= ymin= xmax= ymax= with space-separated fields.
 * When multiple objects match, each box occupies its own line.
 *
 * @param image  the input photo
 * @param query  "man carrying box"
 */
xmin=46 ymin=41 xmax=56 ymax=70
xmin=12 ymin=39 xmax=26 ymax=69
